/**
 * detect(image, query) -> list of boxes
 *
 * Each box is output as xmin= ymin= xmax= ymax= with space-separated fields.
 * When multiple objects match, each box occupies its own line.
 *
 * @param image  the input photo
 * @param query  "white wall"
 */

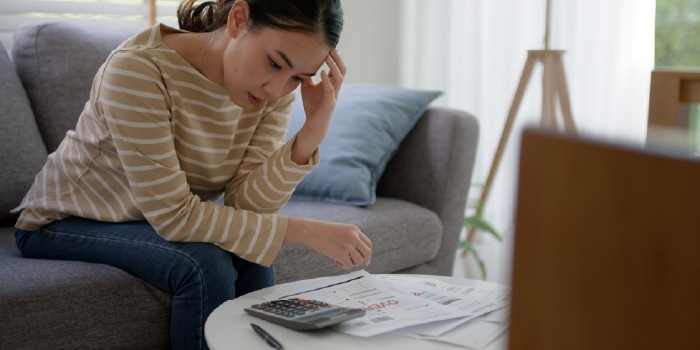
xmin=1 ymin=1 xmax=404 ymax=84
xmin=339 ymin=0 xmax=402 ymax=85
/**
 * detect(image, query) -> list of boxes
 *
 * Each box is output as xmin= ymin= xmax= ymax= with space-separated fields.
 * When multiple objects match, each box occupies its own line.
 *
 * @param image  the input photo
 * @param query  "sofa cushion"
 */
xmin=0 ymin=43 xmax=48 ymax=225
xmin=11 ymin=22 xmax=135 ymax=152
xmin=0 ymin=228 xmax=171 ymax=349
xmin=276 ymin=197 xmax=443 ymax=283
xmin=286 ymin=84 xmax=441 ymax=206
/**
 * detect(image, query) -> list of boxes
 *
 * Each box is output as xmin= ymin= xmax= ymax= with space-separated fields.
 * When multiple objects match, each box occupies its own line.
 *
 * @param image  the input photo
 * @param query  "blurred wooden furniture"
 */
xmin=647 ymin=69 xmax=700 ymax=138
xmin=509 ymin=128 xmax=700 ymax=350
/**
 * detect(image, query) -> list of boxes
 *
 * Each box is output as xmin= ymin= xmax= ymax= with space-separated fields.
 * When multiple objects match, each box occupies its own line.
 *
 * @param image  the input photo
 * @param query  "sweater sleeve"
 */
xmin=223 ymin=93 xmax=319 ymax=212
xmin=95 ymin=50 xmax=312 ymax=266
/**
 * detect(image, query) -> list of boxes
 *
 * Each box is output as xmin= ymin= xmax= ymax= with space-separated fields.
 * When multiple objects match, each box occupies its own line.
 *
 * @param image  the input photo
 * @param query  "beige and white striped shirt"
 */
xmin=14 ymin=24 xmax=318 ymax=267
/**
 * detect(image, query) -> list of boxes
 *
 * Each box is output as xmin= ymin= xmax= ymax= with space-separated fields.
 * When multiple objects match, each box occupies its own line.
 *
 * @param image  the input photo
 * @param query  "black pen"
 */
xmin=250 ymin=323 xmax=284 ymax=350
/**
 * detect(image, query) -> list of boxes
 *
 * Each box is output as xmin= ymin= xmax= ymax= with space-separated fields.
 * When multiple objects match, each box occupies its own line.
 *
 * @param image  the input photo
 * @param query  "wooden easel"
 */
xmin=466 ymin=0 xmax=576 ymax=244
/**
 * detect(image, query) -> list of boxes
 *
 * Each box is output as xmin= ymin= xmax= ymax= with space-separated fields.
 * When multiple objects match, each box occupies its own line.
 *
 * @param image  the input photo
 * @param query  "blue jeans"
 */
xmin=15 ymin=216 xmax=274 ymax=350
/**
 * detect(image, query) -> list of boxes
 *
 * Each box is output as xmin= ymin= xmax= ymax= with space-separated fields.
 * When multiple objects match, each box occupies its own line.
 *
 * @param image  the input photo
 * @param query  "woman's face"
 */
xmin=222 ymin=25 xmax=330 ymax=108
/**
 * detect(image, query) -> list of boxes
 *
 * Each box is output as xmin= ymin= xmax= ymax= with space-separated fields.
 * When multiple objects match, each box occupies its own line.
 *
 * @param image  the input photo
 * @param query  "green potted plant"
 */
xmin=459 ymin=184 xmax=503 ymax=280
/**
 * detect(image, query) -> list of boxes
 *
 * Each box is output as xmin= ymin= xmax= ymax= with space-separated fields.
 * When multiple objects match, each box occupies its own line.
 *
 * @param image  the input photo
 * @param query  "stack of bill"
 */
xmin=263 ymin=270 xmax=510 ymax=349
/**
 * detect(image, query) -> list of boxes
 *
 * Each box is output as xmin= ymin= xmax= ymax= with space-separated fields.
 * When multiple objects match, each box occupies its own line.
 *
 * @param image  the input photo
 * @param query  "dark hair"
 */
xmin=177 ymin=0 xmax=343 ymax=48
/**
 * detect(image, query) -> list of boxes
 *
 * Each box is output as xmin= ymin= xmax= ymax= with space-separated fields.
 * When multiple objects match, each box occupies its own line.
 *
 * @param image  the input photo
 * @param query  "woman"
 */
xmin=12 ymin=0 xmax=372 ymax=348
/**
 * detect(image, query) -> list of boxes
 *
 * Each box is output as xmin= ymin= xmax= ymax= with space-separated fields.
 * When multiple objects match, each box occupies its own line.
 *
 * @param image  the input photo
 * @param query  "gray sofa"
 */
xmin=0 ymin=22 xmax=479 ymax=349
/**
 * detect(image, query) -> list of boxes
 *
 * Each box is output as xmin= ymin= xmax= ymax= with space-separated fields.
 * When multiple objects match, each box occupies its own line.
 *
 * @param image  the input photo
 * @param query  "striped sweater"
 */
xmin=14 ymin=24 xmax=318 ymax=266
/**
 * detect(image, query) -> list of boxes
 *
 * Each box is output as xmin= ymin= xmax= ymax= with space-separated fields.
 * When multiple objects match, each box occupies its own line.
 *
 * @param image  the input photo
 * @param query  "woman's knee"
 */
xmin=168 ymin=242 xmax=237 ymax=301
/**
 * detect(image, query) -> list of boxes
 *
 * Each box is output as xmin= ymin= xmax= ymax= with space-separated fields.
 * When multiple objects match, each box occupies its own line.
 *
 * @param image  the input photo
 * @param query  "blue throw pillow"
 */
xmin=286 ymin=84 xmax=442 ymax=206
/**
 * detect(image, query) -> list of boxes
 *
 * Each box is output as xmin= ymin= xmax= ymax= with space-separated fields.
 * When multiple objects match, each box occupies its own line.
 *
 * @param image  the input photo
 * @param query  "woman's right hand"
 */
xmin=284 ymin=217 xmax=371 ymax=269
xmin=290 ymin=50 xmax=346 ymax=166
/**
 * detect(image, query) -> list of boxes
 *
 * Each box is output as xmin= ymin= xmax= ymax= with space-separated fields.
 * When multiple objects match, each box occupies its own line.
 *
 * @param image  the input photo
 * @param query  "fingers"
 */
xmin=319 ymin=70 xmax=333 ymax=93
xmin=294 ymin=219 xmax=371 ymax=271
xmin=325 ymin=50 xmax=345 ymax=93
xmin=330 ymin=49 xmax=347 ymax=73
xmin=336 ymin=231 xmax=372 ymax=270
xmin=355 ymin=233 xmax=372 ymax=266
xmin=359 ymin=233 xmax=372 ymax=266
xmin=327 ymin=50 xmax=346 ymax=80
xmin=300 ymin=50 xmax=345 ymax=104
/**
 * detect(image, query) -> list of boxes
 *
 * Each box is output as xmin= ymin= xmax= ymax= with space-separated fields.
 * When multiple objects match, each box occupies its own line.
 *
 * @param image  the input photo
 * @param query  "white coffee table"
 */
xmin=205 ymin=274 xmax=509 ymax=350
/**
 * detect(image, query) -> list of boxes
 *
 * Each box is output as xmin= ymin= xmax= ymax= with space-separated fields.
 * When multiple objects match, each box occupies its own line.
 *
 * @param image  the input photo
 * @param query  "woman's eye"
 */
xmin=293 ymin=76 xmax=304 ymax=82
xmin=269 ymin=57 xmax=281 ymax=69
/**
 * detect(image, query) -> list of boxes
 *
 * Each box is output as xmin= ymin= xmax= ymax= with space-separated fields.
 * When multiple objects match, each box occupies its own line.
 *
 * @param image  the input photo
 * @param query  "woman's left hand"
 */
xmin=295 ymin=50 xmax=346 ymax=154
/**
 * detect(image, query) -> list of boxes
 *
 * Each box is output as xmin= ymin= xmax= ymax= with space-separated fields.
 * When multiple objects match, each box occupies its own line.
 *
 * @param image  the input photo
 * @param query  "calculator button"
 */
xmin=252 ymin=298 xmax=337 ymax=318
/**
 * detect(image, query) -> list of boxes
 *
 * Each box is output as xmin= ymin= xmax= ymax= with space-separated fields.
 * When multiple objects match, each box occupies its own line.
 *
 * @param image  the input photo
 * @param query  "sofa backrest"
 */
xmin=12 ymin=22 xmax=136 ymax=152
xmin=0 ymin=22 xmax=135 ymax=225
xmin=0 ymin=42 xmax=47 ymax=225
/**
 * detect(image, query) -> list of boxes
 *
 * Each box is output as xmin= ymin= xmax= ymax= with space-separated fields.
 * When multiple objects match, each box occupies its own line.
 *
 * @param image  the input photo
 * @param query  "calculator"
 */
xmin=244 ymin=298 xmax=366 ymax=330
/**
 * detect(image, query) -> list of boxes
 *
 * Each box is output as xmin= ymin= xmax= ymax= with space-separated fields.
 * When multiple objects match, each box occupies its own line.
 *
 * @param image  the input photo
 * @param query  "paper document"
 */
xmin=264 ymin=270 xmax=511 ymax=346
xmin=376 ymin=274 xmax=510 ymax=349
xmin=264 ymin=270 xmax=471 ymax=337
xmin=377 ymin=274 xmax=510 ymax=336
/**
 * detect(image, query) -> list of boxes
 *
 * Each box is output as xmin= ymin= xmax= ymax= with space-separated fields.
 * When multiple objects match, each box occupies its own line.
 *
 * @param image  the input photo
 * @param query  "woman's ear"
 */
xmin=226 ymin=1 xmax=249 ymax=38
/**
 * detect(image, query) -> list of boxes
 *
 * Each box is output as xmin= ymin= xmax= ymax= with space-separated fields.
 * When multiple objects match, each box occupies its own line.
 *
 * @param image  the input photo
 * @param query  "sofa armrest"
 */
xmin=377 ymin=107 xmax=479 ymax=276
